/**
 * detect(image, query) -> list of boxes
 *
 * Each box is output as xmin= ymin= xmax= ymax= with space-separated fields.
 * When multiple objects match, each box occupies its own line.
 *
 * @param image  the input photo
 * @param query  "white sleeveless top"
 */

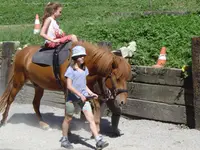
xmin=45 ymin=17 xmax=60 ymax=43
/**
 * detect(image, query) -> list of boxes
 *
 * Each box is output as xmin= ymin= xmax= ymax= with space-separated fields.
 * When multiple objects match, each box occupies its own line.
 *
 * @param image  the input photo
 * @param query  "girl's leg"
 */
xmin=83 ymin=108 xmax=99 ymax=137
xmin=59 ymin=34 xmax=78 ymax=43
xmin=62 ymin=115 xmax=72 ymax=136
xmin=82 ymin=102 xmax=109 ymax=149
xmin=60 ymin=102 xmax=75 ymax=149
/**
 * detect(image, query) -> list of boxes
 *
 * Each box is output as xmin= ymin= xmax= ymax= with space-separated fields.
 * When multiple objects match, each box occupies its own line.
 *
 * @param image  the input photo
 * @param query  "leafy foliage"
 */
xmin=0 ymin=0 xmax=200 ymax=68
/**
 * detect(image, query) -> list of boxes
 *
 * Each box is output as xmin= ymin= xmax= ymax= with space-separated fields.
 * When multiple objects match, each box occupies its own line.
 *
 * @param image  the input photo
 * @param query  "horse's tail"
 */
xmin=0 ymin=55 xmax=16 ymax=113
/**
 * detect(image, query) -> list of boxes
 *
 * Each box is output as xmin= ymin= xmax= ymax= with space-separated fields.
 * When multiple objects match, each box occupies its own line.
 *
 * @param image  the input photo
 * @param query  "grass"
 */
xmin=0 ymin=0 xmax=200 ymax=68
xmin=1 ymin=0 xmax=199 ymax=25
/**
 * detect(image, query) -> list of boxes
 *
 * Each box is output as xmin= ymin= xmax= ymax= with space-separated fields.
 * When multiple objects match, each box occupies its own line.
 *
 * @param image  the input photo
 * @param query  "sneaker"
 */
xmin=60 ymin=137 xmax=74 ymax=149
xmin=96 ymin=140 xmax=109 ymax=150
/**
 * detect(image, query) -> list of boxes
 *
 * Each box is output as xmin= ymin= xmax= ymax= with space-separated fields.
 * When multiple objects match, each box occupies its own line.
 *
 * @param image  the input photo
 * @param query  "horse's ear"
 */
xmin=112 ymin=50 xmax=122 ymax=57
xmin=112 ymin=58 xmax=118 ymax=69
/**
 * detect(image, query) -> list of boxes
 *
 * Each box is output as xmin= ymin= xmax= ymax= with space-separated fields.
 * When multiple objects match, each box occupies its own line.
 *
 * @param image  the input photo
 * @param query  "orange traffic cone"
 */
xmin=152 ymin=47 xmax=167 ymax=68
xmin=33 ymin=14 xmax=40 ymax=34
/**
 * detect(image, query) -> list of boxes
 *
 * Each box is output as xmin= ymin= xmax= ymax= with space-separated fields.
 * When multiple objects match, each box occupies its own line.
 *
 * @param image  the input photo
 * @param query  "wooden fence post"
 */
xmin=0 ymin=41 xmax=17 ymax=95
xmin=192 ymin=37 xmax=200 ymax=129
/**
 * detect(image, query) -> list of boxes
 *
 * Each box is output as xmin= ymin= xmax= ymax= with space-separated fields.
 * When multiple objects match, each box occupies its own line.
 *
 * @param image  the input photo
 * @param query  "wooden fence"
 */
xmin=0 ymin=39 xmax=200 ymax=129
xmin=122 ymin=66 xmax=194 ymax=127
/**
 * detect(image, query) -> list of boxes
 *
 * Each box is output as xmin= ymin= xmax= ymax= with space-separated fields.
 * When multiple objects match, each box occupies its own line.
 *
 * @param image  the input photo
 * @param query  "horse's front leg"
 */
xmin=106 ymin=100 xmax=122 ymax=137
xmin=32 ymin=84 xmax=50 ymax=130
xmin=92 ymin=98 xmax=101 ymax=133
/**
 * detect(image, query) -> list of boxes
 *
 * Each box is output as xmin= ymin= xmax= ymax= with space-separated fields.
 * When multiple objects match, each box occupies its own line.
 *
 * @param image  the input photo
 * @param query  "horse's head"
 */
xmin=78 ymin=41 xmax=132 ymax=105
xmin=105 ymin=56 xmax=132 ymax=105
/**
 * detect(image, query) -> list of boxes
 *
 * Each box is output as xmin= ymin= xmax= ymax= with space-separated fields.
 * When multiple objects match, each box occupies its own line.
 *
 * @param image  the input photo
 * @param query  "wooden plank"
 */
xmin=127 ymin=82 xmax=193 ymax=106
xmin=131 ymin=65 xmax=192 ymax=87
xmin=122 ymin=98 xmax=187 ymax=124
xmin=191 ymin=37 xmax=200 ymax=129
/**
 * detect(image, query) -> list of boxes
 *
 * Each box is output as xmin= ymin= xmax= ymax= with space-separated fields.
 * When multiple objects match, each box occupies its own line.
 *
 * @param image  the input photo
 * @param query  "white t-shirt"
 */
xmin=45 ymin=17 xmax=60 ymax=43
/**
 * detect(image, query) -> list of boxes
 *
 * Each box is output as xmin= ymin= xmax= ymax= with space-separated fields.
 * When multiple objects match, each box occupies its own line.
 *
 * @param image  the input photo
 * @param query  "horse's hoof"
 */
xmin=39 ymin=121 xmax=50 ymax=130
xmin=0 ymin=121 xmax=6 ymax=128
xmin=111 ymin=128 xmax=123 ymax=137
xmin=0 ymin=123 xmax=5 ymax=128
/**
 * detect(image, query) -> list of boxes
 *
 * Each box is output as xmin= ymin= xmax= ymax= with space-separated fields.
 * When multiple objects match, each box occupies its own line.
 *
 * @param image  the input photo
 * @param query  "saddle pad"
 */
xmin=32 ymin=42 xmax=72 ymax=66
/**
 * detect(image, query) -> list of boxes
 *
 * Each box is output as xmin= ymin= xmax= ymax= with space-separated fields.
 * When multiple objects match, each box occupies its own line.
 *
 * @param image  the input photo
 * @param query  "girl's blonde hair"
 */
xmin=42 ymin=2 xmax=62 ymax=26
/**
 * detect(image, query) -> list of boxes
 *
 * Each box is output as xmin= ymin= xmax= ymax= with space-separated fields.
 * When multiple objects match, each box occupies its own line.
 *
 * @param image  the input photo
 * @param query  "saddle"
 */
xmin=32 ymin=42 xmax=72 ymax=90
xmin=32 ymin=42 xmax=72 ymax=66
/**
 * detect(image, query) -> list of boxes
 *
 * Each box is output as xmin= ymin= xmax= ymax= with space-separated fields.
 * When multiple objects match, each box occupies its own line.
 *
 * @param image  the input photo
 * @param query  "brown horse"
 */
xmin=0 ymin=41 xmax=131 ymax=135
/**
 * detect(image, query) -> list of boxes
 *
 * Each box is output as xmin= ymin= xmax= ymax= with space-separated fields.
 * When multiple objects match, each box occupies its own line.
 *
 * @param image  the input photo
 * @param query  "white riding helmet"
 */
xmin=71 ymin=46 xmax=87 ymax=58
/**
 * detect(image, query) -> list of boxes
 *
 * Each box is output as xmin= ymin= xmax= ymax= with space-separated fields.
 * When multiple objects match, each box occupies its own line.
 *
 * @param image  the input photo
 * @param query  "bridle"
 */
xmin=100 ymin=72 xmax=128 ymax=102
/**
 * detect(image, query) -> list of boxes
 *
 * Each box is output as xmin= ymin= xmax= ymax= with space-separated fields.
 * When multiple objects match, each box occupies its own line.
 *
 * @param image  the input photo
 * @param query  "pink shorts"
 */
xmin=45 ymin=35 xmax=72 ymax=48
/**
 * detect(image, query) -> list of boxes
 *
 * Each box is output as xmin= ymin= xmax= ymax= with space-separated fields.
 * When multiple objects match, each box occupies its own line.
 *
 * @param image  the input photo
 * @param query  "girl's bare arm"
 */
xmin=86 ymin=86 xmax=98 ymax=98
xmin=40 ymin=18 xmax=59 ymax=42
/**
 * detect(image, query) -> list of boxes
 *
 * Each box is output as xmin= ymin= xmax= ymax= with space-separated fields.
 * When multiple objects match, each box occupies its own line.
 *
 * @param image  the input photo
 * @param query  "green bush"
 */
xmin=0 ymin=0 xmax=200 ymax=68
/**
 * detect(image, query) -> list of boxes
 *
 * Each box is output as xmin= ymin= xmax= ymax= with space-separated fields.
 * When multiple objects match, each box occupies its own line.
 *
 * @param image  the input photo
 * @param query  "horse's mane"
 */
xmin=79 ymin=41 xmax=114 ymax=75
xmin=113 ymin=56 xmax=131 ymax=80
xmin=73 ymin=41 xmax=131 ymax=80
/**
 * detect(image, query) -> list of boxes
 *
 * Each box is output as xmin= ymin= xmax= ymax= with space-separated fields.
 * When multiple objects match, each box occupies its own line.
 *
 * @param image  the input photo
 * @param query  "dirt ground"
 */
xmin=1 ymin=103 xmax=200 ymax=150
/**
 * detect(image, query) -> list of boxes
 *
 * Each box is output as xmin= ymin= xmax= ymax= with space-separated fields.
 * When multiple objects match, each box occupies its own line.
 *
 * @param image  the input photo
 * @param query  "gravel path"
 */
xmin=0 ymin=103 xmax=200 ymax=150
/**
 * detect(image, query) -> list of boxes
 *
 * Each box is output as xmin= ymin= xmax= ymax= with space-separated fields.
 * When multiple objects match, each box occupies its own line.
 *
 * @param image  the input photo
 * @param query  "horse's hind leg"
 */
xmin=32 ymin=85 xmax=50 ymax=130
xmin=0 ymin=72 xmax=25 ymax=126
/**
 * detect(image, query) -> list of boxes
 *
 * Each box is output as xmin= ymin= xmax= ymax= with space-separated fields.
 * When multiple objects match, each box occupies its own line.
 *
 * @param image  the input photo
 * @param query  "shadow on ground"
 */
xmin=7 ymin=112 xmax=113 ymax=136
xmin=6 ymin=112 xmax=115 ymax=149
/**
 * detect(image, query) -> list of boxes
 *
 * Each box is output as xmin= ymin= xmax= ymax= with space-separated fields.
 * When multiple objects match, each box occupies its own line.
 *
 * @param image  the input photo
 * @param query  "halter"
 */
xmin=101 ymin=72 xmax=128 ymax=102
